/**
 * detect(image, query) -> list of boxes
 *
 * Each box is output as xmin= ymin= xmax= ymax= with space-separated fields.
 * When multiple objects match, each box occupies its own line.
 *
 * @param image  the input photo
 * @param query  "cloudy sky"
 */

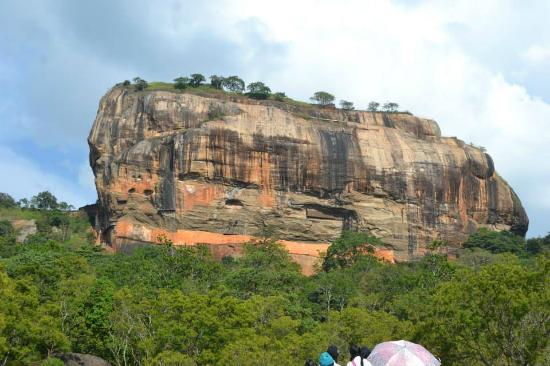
xmin=1 ymin=0 xmax=549 ymax=236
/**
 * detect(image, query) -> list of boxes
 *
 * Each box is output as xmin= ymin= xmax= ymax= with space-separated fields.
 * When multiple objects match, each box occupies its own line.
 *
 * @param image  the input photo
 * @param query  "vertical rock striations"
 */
xmin=88 ymin=87 xmax=528 ymax=269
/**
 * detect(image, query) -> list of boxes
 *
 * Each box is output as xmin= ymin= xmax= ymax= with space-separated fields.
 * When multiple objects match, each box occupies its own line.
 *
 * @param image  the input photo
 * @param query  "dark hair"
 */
xmin=327 ymin=345 xmax=339 ymax=362
xmin=349 ymin=344 xmax=361 ymax=360
xmin=304 ymin=358 xmax=315 ymax=366
xmin=360 ymin=346 xmax=371 ymax=366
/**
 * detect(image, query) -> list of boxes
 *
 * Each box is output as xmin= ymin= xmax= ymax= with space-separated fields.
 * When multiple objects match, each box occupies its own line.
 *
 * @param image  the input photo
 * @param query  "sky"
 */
xmin=0 ymin=0 xmax=549 ymax=237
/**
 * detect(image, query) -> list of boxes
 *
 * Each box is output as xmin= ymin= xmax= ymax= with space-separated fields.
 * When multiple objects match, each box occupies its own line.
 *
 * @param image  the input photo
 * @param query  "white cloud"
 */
xmin=521 ymin=45 xmax=550 ymax=65
xmin=0 ymin=146 xmax=95 ymax=207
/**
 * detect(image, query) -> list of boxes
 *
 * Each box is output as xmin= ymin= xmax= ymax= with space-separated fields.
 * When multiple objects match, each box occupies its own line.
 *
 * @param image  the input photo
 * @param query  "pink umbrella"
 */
xmin=367 ymin=340 xmax=441 ymax=366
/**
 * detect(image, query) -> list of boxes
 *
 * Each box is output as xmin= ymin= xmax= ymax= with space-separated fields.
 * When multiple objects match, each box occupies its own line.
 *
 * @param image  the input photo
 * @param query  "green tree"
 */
xmin=222 ymin=76 xmax=245 ymax=93
xmin=246 ymin=81 xmax=271 ymax=100
xmin=323 ymin=231 xmax=382 ymax=271
xmin=525 ymin=233 xmax=550 ymax=255
xmin=31 ymin=191 xmax=59 ymax=210
xmin=209 ymin=75 xmax=225 ymax=89
xmin=0 ymin=220 xmax=13 ymax=237
xmin=122 ymin=80 xmax=131 ymax=87
xmin=463 ymin=228 xmax=525 ymax=254
xmin=174 ymin=77 xmax=190 ymax=90
xmin=133 ymin=77 xmax=148 ymax=91
xmin=189 ymin=74 xmax=205 ymax=87
xmin=367 ymin=101 xmax=380 ymax=112
xmin=339 ymin=100 xmax=354 ymax=110
xmin=0 ymin=193 xmax=16 ymax=208
xmin=382 ymin=102 xmax=399 ymax=112
xmin=417 ymin=258 xmax=550 ymax=365
xmin=310 ymin=91 xmax=335 ymax=106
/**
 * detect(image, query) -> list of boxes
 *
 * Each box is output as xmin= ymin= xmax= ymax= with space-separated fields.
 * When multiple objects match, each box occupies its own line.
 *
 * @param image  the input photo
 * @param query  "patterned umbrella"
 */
xmin=367 ymin=340 xmax=441 ymax=366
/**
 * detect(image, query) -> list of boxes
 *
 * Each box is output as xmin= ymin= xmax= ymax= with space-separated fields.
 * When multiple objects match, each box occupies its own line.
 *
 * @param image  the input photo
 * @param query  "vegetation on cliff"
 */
xmin=0 ymin=192 xmax=548 ymax=365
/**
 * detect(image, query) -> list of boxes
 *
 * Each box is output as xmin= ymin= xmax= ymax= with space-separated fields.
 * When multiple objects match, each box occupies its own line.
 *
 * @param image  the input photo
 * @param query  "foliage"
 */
xmin=209 ymin=75 xmax=224 ymax=89
xmin=367 ymin=101 xmax=380 ymax=112
xmin=0 ymin=220 xmax=13 ymax=237
xmin=0 ymin=193 xmax=16 ymax=208
xmin=526 ymin=233 xmax=550 ymax=254
xmin=174 ymin=77 xmax=190 ymax=90
xmin=31 ymin=191 xmax=58 ymax=210
xmin=246 ymin=81 xmax=271 ymax=100
xmin=310 ymin=91 xmax=335 ymax=106
xmin=382 ymin=102 xmax=399 ymax=112
xmin=322 ymin=231 xmax=381 ymax=271
xmin=339 ymin=100 xmax=354 ymax=110
xmin=133 ymin=77 xmax=148 ymax=91
xmin=189 ymin=73 xmax=205 ymax=87
xmin=221 ymin=76 xmax=245 ymax=93
xmin=273 ymin=92 xmax=286 ymax=101
xmin=0 ymin=202 xmax=548 ymax=365
xmin=463 ymin=228 xmax=525 ymax=254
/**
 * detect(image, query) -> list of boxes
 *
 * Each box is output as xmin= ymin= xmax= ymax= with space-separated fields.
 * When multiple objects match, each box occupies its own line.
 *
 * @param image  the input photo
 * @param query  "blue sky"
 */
xmin=1 ymin=0 xmax=549 ymax=237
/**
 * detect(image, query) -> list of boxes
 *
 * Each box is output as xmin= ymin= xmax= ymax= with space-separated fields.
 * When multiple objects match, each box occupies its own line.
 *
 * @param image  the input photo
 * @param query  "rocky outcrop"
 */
xmin=55 ymin=353 xmax=111 ymax=366
xmin=10 ymin=219 xmax=37 ymax=242
xmin=88 ymin=86 xmax=528 ymax=270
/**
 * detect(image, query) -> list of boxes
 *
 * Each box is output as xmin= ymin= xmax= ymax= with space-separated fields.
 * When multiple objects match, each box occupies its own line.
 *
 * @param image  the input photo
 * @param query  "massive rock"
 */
xmin=88 ymin=86 xmax=528 ymax=270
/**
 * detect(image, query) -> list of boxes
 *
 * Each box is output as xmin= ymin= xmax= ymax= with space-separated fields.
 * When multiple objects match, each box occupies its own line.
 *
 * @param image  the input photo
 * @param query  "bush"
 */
xmin=339 ymin=100 xmax=354 ymax=110
xmin=0 ymin=220 xmax=14 ymax=237
xmin=273 ymin=92 xmax=286 ymax=101
xmin=174 ymin=77 xmax=190 ymax=90
xmin=222 ymin=76 xmax=245 ymax=93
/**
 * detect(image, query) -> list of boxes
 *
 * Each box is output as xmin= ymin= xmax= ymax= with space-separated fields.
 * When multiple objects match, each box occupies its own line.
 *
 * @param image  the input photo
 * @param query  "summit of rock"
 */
xmin=88 ymin=85 xmax=528 ymax=271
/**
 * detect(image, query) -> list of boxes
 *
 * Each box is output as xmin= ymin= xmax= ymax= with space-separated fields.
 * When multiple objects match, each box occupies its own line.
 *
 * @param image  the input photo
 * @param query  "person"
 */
xmin=327 ymin=345 xmax=341 ymax=366
xmin=346 ymin=344 xmax=361 ymax=366
xmin=346 ymin=345 xmax=372 ymax=366
xmin=304 ymin=359 xmax=316 ymax=366
xmin=319 ymin=351 xmax=335 ymax=366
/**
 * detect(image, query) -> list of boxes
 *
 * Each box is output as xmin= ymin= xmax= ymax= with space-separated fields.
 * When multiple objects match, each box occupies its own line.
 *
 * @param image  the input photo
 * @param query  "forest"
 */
xmin=0 ymin=194 xmax=549 ymax=365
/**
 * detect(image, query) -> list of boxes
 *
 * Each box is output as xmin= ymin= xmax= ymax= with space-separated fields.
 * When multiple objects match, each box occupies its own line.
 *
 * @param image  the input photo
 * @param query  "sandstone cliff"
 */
xmin=88 ymin=86 xmax=528 ymax=270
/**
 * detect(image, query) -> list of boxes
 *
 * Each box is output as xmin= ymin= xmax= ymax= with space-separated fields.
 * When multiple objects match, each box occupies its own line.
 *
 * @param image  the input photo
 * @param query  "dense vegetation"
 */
xmin=0 ymin=192 xmax=548 ymax=365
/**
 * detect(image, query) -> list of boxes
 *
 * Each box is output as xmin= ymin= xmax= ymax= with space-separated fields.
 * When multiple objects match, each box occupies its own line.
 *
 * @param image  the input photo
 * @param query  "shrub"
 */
xmin=339 ymin=100 xmax=354 ymax=110
xmin=273 ymin=92 xmax=286 ymax=101
xmin=174 ymin=77 xmax=190 ymax=90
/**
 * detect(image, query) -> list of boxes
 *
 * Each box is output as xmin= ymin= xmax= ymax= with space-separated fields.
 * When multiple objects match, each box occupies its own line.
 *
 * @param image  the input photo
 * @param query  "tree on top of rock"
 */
xmin=339 ymin=100 xmax=355 ymax=110
xmin=133 ymin=77 xmax=148 ymax=91
xmin=246 ymin=81 xmax=271 ymax=100
xmin=174 ymin=77 xmax=190 ymax=90
xmin=222 ymin=76 xmax=245 ymax=93
xmin=209 ymin=75 xmax=225 ymax=89
xmin=382 ymin=102 xmax=399 ymax=112
xmin=310 ymin=91 xmax=335 ymax=106
xmin=367 ymin=101 xmax=380 ymax=112
xmin=189 ymin=74 xmax=206 ymax=87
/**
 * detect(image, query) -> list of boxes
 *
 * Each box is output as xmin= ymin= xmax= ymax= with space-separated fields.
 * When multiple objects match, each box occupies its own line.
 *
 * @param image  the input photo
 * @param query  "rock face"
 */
xmin=10 ymin=219 xmax=37 ymax=242
xmin=88 ymin=86 xmax=528 ymax=269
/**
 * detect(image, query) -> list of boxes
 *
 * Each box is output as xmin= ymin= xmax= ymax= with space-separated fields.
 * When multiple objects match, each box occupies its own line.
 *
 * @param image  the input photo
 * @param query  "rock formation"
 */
xmin=88 ymin=86 xmax=528 ymax=272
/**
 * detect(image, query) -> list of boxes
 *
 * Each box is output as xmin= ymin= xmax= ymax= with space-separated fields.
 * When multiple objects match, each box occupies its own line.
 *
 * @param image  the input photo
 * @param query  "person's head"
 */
xmin=327 ymin=345 xmax=339 ymax=362
xmin=360 ymin=346 xmax=371 ymax=359
xmin=319 ymin=352 xmax=335 ymax=366
xmin=304 ymin=359 xmax=315 ymax=366
xmin=349 ymin=344 xmax=360 ymax=360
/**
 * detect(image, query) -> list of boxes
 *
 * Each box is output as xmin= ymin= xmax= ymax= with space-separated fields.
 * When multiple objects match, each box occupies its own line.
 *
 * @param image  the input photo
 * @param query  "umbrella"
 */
xmin=367 ymin=340 xmax=440 ymax=366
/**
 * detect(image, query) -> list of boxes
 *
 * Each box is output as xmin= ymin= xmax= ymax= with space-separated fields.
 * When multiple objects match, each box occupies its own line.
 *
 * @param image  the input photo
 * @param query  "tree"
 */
xmin=339 ymin=100 xmax=354 ymax=110
xmin=382 ymin=102 xmax=399 ymax=112
xmin=174 ymin=77 xmax=190 ymax=90
xmin=0 ymin=193 xmax=16 ymax=208
xmin=417 ymin=258 xmax=550 ymax=365
xmin=246 ymin=82 xmax=271 ymax=100
xmin=133 ymin=77 xmax=148 ymax=91
xmin=310 ymin=91 xmax=335 ymax=106
xmin=189 ymin=74 xmax=206 ymax=87
xmin=222 ymin=76 xmax=245 ymax=93
xmin=0 ymin=220 xmax=13 ymax=237
xmin=526 ymin=233 xmax=550 ymax=255
xmin=31 ymin=191 xmax=58 ymax=210
xmin=367 ymin=101 xmax=380 ymax=112
xmin=273 ymin=92 xmax=286 ymax=101
xmin=122 ymin=80 xmax=131 ymax=87
xmin=209 ymin=75 xmax=225 ymax=89
xmin=17 ymin=198 xmax=30 ymax=208
xmin=463 ymin=228 xmax=525 ymax=254
xmin=322 ymin=231 xmax=382 ymax=272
